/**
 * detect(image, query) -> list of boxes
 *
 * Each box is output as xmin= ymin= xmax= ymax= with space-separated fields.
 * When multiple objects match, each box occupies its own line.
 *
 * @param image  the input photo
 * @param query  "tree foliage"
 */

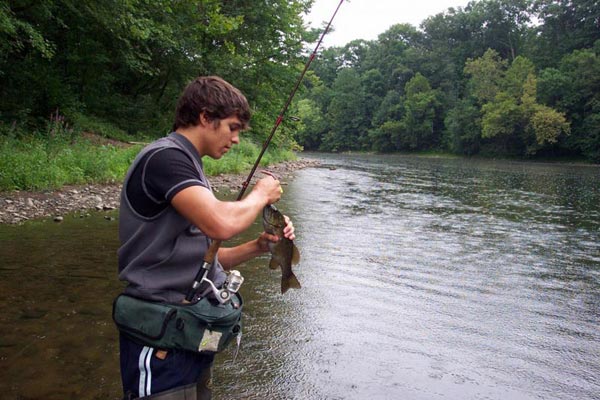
xmin=294 ymin=0 xmax=599 ymax=162
xmin=0 ymin=0 xmax=313 ymax=147
xmin=2 ymin=0 xmax=598 ymax=162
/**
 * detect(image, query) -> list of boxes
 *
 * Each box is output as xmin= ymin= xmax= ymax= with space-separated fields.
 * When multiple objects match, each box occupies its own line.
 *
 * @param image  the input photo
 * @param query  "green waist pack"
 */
xmin=112 ymin=293 xmax=242 ymax=353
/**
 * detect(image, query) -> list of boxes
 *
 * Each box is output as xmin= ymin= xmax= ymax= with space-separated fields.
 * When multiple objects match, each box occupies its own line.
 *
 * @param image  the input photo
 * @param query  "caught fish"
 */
xmin=262 ymin=204 xmax=301 ymax=293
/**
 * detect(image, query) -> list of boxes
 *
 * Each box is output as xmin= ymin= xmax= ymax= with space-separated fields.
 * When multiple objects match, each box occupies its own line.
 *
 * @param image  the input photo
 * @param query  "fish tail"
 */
xmin=281 ymin=272 xmax=301 ymax=294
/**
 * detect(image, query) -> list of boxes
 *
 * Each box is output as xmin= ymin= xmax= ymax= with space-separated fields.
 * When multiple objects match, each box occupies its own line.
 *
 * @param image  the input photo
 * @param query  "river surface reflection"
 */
xmin=1 ymin=153 xmax=599 ymax=399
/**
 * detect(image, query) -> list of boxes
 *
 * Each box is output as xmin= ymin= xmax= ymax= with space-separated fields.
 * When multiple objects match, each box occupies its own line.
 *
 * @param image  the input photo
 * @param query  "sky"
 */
xmin=305 ymin=0 xmax=472 ymax=47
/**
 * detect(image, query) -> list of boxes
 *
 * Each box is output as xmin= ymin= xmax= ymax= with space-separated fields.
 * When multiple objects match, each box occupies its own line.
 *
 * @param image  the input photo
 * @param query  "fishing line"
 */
xmin=186 ymin=0 xmax=345 ymax=301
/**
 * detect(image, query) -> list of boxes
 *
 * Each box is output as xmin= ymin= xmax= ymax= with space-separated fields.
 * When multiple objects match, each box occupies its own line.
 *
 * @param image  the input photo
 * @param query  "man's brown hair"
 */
xmin=172 ymin=76 xmax=251 ymax=131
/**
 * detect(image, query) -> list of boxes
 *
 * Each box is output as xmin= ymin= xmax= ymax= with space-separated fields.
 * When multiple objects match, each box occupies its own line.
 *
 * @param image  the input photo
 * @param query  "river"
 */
xmin=0 ymin=153 xmax=598 ymax=399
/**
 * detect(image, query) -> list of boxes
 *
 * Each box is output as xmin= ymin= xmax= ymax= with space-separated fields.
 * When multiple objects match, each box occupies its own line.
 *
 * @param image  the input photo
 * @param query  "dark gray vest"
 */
xmin=117 ymin=134 xmax=226 ymax=302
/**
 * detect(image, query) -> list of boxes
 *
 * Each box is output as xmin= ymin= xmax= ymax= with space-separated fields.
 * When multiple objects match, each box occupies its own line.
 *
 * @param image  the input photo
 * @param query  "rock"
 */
xmin=54 ymin=216 xmax=64 ymax=222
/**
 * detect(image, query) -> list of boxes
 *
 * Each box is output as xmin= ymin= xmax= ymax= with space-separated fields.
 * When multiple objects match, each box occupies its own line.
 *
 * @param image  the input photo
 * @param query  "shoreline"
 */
xmin=0 ymin=158 xmax=320 ymax=225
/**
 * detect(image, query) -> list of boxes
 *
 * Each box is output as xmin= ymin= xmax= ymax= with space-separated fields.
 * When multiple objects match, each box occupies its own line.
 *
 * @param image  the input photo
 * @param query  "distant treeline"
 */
xmin=1 ymin=1 xmax=599 ymax=162
xmin=294 ymin=0 xmax=600 ymax=162
xmin=0 ymin=0 xmax=314 ymax=147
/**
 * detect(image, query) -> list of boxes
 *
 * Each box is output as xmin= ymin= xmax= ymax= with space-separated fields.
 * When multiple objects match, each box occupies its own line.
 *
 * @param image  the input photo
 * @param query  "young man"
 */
xmin=117 ymin=76 xmax=294 ymax=399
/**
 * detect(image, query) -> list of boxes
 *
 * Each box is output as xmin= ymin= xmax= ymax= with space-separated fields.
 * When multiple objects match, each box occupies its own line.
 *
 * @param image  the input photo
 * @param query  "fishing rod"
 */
xmin=185 ymin=0 xmax=345 ymax=302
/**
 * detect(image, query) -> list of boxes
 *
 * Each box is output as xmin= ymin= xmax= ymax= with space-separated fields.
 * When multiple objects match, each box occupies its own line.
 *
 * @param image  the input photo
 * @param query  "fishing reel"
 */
xmin=202 ymin=269 xmax=244 ymax=305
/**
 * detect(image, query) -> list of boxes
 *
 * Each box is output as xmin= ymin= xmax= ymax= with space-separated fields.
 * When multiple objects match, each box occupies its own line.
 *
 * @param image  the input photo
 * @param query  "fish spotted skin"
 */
xmin=262 ymin=204 xmax=301 ymax=293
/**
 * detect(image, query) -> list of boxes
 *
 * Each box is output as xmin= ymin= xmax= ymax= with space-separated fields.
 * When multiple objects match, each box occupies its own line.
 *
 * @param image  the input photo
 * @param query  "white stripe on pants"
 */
xmin=138 ymin=346 xmax=154 ymax=397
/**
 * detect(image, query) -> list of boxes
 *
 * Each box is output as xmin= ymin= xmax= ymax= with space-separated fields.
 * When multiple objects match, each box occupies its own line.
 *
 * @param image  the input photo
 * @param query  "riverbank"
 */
xmin=0 ymin=158 xmax=320 ymax=225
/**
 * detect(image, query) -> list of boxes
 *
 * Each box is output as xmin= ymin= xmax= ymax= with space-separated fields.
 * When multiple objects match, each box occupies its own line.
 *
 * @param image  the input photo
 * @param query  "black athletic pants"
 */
xmin=119 ymin=334 xmax=214 ymax=399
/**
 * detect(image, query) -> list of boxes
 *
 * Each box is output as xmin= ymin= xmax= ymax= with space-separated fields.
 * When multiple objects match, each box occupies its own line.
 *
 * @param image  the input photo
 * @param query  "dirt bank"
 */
xmin=0 ymin=158 xmax=320 ymax=225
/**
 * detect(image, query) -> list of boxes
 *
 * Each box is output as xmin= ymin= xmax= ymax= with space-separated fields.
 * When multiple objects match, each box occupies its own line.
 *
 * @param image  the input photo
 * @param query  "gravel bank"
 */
xmin=0 ymin=158 xmax=320 ymax=225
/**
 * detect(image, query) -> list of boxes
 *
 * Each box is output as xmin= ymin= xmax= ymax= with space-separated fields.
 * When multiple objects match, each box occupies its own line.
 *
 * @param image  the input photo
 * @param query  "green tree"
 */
xmin=0 ymin=0 xmax=312 ymax=146
xmin=538 ymin=46 xmax=600 ymax=160
xmin=468 ymin=52 xmax=570 ymax=155
xmin=471 ymin=0 xmax=532 ymax=60
xmin=297 ymin=0 xmax=598 ymax=161
xmin=0 ymin=2 xmax=55 ymax=60
xmin=363 ymin=24 xmax=423 ymax=93
xmin=321 ymin=68 xmax=368 ymax=151
xmin=464 ymin=49 xmax=507 ymax=105
xmin=480 ymin=92 xmax=522 ymax=153
xmin=295 ymin=98 xmax=327 ymax=150
xmin=444 ymin=99 xmax=482 ymax=155
xmin=310 ymin=46 xmax=344 ymax=87
xmin=398 ymin=73 xmax=439 ymax=150
xmin=531 ymin=0 xmax=600 ymax=68
xmin=367 ymin=89 xmax=404 ymax=152
xmin=361 ymin=68 xmax=385 ymax=132
xmin=530 ymin=106 xmax=570 ymax=148
xmin=375 ymin=120 xmax=404 ymax=152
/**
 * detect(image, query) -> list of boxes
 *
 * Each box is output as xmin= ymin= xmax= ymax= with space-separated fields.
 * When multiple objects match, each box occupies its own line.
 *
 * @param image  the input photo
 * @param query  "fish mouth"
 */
xmin=262 ymin=204 xmax=284 ymax=229
xmin=262 ymin=204 xmax=278 ymax=220
xmin=264 ymin=204 xmax=279 ymax=213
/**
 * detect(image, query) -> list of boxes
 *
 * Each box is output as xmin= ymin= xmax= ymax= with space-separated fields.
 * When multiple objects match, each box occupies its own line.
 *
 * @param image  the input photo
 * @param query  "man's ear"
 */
xmin=198 ymin=112 xmax=209 ymax=126
xmin=198 ymin=112 xmax=219 ymax=128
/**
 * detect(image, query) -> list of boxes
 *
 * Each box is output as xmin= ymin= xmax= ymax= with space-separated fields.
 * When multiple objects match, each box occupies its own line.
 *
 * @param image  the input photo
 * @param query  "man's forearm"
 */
xmin=218 ymin=239 xmax=266 ymax=270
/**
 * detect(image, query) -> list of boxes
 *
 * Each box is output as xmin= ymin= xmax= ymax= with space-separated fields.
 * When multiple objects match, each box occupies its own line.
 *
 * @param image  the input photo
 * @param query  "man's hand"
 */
xmin=257 ymin=215 xmax=295 ymax=252
xmin=253 ymin=175 xmax=282 ymax=205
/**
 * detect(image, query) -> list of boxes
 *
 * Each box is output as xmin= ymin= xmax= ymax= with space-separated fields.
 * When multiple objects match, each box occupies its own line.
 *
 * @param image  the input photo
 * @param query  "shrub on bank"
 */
xmin=0 ymin=127 xmax=296 ymax=192
xmin=0 ymin=134 xmax=142 ymax=191
xmin=203 ymin=140 xmax=296 ymax=176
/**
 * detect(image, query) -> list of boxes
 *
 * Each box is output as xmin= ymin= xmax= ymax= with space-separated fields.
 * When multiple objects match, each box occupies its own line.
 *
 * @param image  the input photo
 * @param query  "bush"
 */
xmin=0 ymin=126 xmax=296 ymax=192
xmin=203 ymin=139 xmax=296 ymax=176
xmin=0 ymin=130 xmax=141 ymax=191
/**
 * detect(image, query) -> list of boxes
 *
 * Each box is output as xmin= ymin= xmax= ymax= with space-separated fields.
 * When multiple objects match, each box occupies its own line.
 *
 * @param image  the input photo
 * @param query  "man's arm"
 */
xmin=218 ymin=216 xmax=296 ymax=269
xmin=171 ymin=175 xmax=282 ymax=241
xmin=218 ymin=239 xmax=266 ymax=270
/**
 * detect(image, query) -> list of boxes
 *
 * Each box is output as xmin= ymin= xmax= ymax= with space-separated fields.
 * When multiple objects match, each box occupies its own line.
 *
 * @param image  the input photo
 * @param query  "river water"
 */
xmin=0 ymin=153 xmax=599 ymax=399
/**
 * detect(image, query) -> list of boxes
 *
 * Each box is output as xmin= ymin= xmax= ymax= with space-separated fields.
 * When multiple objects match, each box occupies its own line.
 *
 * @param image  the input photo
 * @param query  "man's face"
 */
xmin=206 ymin=116 xmax=243 ymax=159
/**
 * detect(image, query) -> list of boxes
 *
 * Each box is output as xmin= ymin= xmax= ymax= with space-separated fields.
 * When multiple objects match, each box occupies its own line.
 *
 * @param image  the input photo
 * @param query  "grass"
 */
xmin=203 ymin=140 xmax=297 ymax=176
xmin=0 ymin=133 xmax=142 ymax=191
xmin=0 ymin=119 xmax=297 ymax=192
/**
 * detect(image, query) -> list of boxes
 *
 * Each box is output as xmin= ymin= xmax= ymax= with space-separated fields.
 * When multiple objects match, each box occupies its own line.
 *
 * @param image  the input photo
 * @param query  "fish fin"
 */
xmin=291 ymin=244 xmax=301 ymax=265
xmin=281 ymin=272 xmax=301 ymax=294
xmin=269 ymin=257 xmax=279 ymax=270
